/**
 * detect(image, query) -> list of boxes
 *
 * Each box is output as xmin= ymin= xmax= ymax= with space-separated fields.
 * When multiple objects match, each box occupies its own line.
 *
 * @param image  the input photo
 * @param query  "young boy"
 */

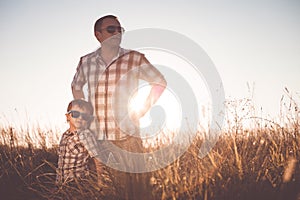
xmin=56 ymin=99 xmax=101 ymax=185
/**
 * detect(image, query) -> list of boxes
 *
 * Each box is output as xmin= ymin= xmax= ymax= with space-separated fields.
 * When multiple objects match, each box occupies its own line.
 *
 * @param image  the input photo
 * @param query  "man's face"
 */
xmin=95 ymin=18 xmax=123 ymax=47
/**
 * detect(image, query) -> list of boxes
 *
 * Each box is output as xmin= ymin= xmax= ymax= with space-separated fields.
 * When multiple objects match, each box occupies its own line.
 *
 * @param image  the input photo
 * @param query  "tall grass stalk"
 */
xmin=0 ymin=91 xmax=299 ymax=199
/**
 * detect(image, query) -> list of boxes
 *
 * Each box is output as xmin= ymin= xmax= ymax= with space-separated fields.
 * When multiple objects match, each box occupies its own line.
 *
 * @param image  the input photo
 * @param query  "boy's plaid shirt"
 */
xmin=72 ymin=48 xmax=166 ymax=140
xmin=56 ymin=129 xmax=98 ymax=184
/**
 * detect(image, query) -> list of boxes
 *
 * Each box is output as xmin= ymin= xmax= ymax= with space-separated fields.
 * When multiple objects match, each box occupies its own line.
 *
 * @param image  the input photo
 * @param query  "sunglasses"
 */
xmin=67 ymin=110 xmax=93 ymax=121
xmin=100 ymin=25 xmax=125 ymax=34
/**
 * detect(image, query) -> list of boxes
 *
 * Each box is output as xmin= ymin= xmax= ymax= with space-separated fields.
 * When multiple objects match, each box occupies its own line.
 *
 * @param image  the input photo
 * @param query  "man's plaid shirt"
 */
xmin=56 ymin=129 xmax=98 ymax=184
xmin=72 ymin=48 xmax=166 ymax=140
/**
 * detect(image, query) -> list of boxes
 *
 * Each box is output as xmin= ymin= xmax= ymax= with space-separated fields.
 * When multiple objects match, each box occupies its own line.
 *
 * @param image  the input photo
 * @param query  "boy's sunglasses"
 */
xmin=67 ymin=110 xmax=93 ymax=121
xmin=100 ymin=25 xmax=125 ymax=34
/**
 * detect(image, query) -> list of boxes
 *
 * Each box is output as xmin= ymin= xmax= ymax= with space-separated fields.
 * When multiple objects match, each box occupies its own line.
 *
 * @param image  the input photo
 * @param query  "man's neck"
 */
xmin=100 ymin=45 xmax=119 ymax=65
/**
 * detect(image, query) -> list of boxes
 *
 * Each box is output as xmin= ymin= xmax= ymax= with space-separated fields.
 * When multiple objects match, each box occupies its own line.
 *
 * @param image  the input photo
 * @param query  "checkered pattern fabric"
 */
xmin=78 ymin=129 xmax=99 ymax=157
xmin=72 ymin=48 xmax=166 ymax=140
xmin=56 ymin=129 xmax=98 ymax=184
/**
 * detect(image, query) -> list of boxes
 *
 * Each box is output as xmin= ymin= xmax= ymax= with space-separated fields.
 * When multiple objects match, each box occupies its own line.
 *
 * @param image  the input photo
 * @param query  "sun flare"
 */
xmin=128 ymin=84 xmax=182 ymax=131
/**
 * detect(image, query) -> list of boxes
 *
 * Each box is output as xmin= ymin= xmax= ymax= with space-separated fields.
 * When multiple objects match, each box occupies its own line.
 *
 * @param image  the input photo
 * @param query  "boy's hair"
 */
xmin=67 ymin=99 xmax=93 ymax=115
xmin=94 ymin=14 xmax=118 ymax=32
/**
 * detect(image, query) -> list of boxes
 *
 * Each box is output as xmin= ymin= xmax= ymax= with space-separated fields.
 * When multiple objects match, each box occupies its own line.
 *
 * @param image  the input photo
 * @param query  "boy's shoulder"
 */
xmin=61 ymin=130 xmax=76 ymax=138
xmin=78 ymin=129 xmax=95 ymax=140
xmin=78 ymin=128 xmax=94 ymax=135
xmin=77 ymin=129 xmax=99 ymax=157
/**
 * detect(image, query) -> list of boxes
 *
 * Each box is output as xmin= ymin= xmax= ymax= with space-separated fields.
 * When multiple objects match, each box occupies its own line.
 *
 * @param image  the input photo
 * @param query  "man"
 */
xmin=71 ymin=15 xmax=167 ymax=199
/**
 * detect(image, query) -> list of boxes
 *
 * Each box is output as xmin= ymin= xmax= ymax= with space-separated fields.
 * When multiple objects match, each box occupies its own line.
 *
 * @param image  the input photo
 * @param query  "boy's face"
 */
xmin=66 ymin=105 xmax=92 ymax=131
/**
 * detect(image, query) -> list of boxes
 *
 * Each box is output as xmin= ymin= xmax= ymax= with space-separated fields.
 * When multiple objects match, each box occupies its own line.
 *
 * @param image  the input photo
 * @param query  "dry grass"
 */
xmin=0 ymin=92 xmax=300 ymax=200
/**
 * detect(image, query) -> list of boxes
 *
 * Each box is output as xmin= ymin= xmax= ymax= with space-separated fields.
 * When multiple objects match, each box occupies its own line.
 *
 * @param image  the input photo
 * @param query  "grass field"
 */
xmin=0 ymin=95 xmax=299 ymax=200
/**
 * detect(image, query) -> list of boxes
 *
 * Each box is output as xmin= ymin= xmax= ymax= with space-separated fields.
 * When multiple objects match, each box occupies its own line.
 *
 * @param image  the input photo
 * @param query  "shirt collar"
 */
xmin=96 ymin=47 xmax=132 ymax=65
xmin=66 ymin=130 xmax=77 ymax=136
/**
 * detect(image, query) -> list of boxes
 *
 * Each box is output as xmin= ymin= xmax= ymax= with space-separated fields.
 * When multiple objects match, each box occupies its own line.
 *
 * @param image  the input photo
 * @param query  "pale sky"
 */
xmin=0 ymin=0 xmax=299 ymax=130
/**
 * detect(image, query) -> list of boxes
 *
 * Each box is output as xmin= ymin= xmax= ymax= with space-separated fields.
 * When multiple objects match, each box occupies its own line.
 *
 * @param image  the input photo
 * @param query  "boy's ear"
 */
xmin=65 ymin=113 xmax=71 ymax=122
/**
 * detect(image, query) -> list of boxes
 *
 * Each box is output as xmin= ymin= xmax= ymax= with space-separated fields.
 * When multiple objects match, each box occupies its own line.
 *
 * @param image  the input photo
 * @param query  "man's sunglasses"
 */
xmin=67 ymin=110 xmax=93 ymax=121
xmin=100 ymin=25 xmax=125 ymax=34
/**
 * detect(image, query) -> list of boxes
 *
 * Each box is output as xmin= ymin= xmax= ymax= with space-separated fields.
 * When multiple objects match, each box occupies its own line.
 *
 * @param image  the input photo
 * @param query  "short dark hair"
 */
xmin=94 ymin=15 xmax=118 ymax=32
xmin=67 ymin=99 xmax=93 ymax=115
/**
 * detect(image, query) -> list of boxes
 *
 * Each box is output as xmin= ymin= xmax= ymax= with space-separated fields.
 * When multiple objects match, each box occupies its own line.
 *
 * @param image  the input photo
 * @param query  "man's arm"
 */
xmin=135 ymin=82 xmax=167 ymax=119
xmin=72 ymin=88 xmax=85 ymax=99
xmin=132 ymin=54 xmax=167 ymax=120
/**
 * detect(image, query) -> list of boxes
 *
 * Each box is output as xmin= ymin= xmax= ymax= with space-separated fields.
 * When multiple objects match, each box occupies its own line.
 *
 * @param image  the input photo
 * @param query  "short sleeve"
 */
xmin=139 ymin=55 xmax=167 ymax=86
xmin=71 ymin=58 xmax=86 ymax=91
